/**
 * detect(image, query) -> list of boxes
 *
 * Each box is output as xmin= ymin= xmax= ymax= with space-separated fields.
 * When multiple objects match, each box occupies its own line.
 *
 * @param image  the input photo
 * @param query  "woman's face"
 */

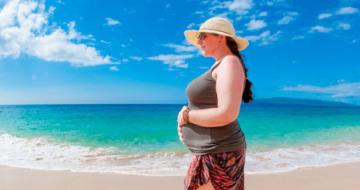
xmin=197 ymin=33 xmax=222 ymax=57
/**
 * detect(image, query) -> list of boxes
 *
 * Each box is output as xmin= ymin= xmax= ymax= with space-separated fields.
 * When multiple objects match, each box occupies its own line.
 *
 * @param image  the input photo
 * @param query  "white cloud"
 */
xmin=186 ymin=23 xmax=196 ymax=29
xmin=109 ymin=66 xmax=119 ymax=71
xmin=244 ymin=30 xmax=281 ymax=45
xmin=150 ymin=42 xmax=199 ymax=69
xmin=194 ymin=10 xmax=204 ymax=15
xmin=337 ymin=22 xmax=351 ymax=30
xmin=246 ymin=19 xmax=267 ymax=30
xmin=282 ymin=82 xmax=360 ymax=98
xmin=164 ymin=43 xmax=198 ymax=53
xmin=105 ymin=17 xmax=120 ymax=26
xmin=277 ymin=16 xmax=293 ymax=25
xmin=67 ymin=22 xmax=95 ymax=41
xmin=262 ymin=0 xmax=287 ymax=7
xmin=0 ymin=0 xmax=112 ymax=66
xmin=207 ymin=0 xmax=253 ymax=19
xmin=258 ymin=11 xmax=268 ymax=17
xmin=292 ymin=35 xmax=305 ymax=40
xmin=318 ymin=13 xmax=332 ymax=20
xmin=148 ymin=54 xmax=193 ymax=69
xmin=130 ymin=56 xmax=143 ymax=61
xmin=309 ymin=25 xmax=332 ymax=33
xmin=336 ymin=7 xmax=359 ymax=15
xmin=100 ymin=40 xmax=111 ymax=45
xmin=226 ymin=0 xmax=253 ymax=15
xmin=245 ymin=31 xmax=270 ymax=41
xmin=277 ymin=12 xmax=298 ymax=25
xmin=213 ymin=12 xmax=230 ymax=19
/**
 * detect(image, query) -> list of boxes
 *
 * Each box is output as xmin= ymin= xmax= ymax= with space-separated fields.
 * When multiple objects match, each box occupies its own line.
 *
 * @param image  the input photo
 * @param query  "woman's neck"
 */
xmin=213 ymin=47 xmax=233 ymax=61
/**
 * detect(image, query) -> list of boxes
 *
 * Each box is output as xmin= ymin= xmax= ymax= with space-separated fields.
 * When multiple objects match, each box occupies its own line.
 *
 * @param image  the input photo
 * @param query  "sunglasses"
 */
xmin=197 ymin=32 xmax=219 ymax=40
xmin=197 ymin=32 xmax=207 ymax=40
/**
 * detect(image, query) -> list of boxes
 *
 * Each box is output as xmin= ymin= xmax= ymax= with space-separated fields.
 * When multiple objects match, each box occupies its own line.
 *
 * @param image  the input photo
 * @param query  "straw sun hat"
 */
xmin=184 ymin=17 xmax=249 ymax=51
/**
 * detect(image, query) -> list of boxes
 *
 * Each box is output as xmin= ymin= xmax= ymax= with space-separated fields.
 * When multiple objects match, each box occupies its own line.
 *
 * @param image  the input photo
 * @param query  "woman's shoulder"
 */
xmin=222 ymin=55 xmax=240 ymax=64
xmin=212 ymin=55 xmax=244 ymax=80
xmin=218 ymin=55 xmax=242 ymax=71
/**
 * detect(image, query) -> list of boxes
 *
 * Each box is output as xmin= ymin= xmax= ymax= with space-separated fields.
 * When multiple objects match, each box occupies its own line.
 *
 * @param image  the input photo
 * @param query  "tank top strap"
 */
xmin=210 ymin=59 xmax=222 ymax=72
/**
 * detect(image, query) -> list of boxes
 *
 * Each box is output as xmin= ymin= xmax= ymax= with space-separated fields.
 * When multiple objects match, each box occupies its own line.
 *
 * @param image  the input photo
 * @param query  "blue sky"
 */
xmin=0 ymin=0 xmax=359 ymax=104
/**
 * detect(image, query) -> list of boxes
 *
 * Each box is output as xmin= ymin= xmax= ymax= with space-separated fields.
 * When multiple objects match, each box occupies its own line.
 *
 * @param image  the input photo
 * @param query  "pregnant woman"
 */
xmin=177 ymin=17 xmax=253 ymax=190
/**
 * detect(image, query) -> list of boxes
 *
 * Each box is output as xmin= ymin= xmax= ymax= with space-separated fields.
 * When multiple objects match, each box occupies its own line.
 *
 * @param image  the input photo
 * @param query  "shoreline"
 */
xmin=1 ymin=162 xmax=360 ymax=190
xmin=3 ymin=131 xmax=360 ymax=176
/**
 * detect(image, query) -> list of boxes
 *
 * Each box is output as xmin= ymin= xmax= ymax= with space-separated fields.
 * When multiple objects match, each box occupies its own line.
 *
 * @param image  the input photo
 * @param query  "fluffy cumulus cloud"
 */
xmin=309 ymin=25 xmax=332 ymax=33
xmin=282 ymin=82 xmax=360 ymax=98
xmin=163 ymin=43 xmax=198 ymax=53
xmin=263 ymin=0 xmax=287 ymax=7
xmin=292 ymin=35 xmax=305 ymax=40
xmin=105 ymin=17 xmax=120 ymax=26
xmin=148 ymin=54 xmax=193 ymax=69
xmin=244 ymin=30 xmax=281 ymax=45
xmin=336 ymin=6 xmax=359 ymax=15
xmin=147 ymin=41 xmax=198 ymax=69
xmin=226 ymin=0 xmax=253 ymax=15
xmin=206 ymin=0 xmax=253 ymax=19
xmin=277 ymin=12 xmax=298 ymax=25
xmin=246 ymin=19 xmax=267 ymax=30
xmin=318 ymin=13 xmax=332 ymax=20
xmin=186 ymin=23 xmax=196 ymax=29
xmin=129 ymin=56 xmax=143 ymax=61
xmin=0 ymin=0 xmax=112 ymax=66
xmin=337 ymin=22 xmax=351 ymax=30
xmin=317 ymin=7 xmax=358 ymax=21
xmin=258 ymin=11 xmax=268 ymax=17
xmin=109 ymin=66 xmax=119 ymax=71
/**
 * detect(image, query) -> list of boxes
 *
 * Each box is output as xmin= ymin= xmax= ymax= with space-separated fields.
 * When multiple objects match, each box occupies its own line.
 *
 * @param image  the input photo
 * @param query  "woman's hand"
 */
xmin=177 ymin=106 xmax=188 ymax=143
xmin=177 ymin=106 xmax=188 ymax=127
xmin=177 ymin=122 xmax=184 ymax=144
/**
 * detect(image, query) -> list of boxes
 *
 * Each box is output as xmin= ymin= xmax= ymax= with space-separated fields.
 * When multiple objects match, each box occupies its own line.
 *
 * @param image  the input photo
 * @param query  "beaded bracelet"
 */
xmin=182 ymin=106 xmax=190 ymax=123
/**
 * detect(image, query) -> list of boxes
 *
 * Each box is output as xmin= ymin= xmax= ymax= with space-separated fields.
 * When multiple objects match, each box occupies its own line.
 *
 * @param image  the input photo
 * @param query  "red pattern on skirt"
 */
xmin=184 ymin=149 xmax=246 ymax=190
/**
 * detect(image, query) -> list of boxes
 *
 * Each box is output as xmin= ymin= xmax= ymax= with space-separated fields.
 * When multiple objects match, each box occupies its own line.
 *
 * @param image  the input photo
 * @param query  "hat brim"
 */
xmin=184 ymin=30 xmax=249 ymax=51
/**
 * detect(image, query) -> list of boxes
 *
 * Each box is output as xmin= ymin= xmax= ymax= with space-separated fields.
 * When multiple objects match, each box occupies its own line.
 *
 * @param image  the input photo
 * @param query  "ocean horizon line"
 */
xmin=0 ymin=97 xmax=359 ymax=107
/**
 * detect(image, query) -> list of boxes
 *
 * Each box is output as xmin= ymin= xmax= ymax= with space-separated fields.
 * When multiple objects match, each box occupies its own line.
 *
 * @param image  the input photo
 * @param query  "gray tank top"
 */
xmin=182 ymin=61 xmax=246 ymax=155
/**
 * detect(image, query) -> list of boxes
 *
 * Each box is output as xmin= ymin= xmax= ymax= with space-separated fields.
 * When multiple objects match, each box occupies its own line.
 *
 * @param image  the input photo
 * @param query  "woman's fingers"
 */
xmin=178 ymin=124 xmax=184 ymax=144
xmin=177 ymin=105 xmax=188 ymax=144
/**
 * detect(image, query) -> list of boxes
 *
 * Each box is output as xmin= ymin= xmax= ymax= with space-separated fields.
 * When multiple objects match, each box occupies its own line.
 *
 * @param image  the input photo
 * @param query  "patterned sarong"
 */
xmin=184 ymin=149 xmax=246 ymax=190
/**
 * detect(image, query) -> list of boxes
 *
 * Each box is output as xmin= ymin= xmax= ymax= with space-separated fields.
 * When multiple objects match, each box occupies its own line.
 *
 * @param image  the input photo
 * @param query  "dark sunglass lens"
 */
xmin=198 ymin=33 xmax=206 ymax=40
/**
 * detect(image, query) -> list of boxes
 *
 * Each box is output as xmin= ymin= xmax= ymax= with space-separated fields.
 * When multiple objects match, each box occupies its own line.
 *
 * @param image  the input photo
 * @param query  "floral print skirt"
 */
xmin=184 ymin=149 xmax=246 ymax=190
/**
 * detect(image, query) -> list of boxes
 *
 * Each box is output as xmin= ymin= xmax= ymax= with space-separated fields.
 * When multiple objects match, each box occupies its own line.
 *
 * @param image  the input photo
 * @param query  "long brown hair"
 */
xmin=226 ymin=37 xmax=253 ymax=103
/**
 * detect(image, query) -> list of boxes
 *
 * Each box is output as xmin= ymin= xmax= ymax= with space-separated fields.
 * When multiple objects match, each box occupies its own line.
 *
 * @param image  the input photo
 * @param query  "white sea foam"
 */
xmin=246 ymin=143 xmax=360 ymax=174
xmin=0 ymin=133 xmax=191 ymax=176
xmin=1 ymin=133 xmax=360 ymax=176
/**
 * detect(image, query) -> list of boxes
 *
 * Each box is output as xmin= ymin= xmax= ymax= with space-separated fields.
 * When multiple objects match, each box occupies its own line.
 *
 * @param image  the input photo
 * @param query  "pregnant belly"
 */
xmin=181 ymin=123 xmax=212 ymax=148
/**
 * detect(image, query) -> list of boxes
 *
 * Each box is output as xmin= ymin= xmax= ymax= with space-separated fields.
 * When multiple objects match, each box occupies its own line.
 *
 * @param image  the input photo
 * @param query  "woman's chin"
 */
xmin=201 ymin=50 xmax=210 ymax=57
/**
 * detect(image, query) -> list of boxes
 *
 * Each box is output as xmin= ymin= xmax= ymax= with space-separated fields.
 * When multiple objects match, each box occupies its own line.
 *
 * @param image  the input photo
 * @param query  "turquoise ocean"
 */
xmin=1 ymin=101 xmax=360 ymax=176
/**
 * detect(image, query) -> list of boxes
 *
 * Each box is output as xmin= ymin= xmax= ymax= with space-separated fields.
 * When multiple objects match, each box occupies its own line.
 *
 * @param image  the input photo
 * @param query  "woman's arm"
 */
xmin=186 ymin=55 xmax=245 ymax=127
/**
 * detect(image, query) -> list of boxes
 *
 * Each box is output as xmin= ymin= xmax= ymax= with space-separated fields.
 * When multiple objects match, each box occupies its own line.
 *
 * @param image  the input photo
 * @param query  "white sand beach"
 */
xmin=1 ymin=162 xmax=360 ymax=190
